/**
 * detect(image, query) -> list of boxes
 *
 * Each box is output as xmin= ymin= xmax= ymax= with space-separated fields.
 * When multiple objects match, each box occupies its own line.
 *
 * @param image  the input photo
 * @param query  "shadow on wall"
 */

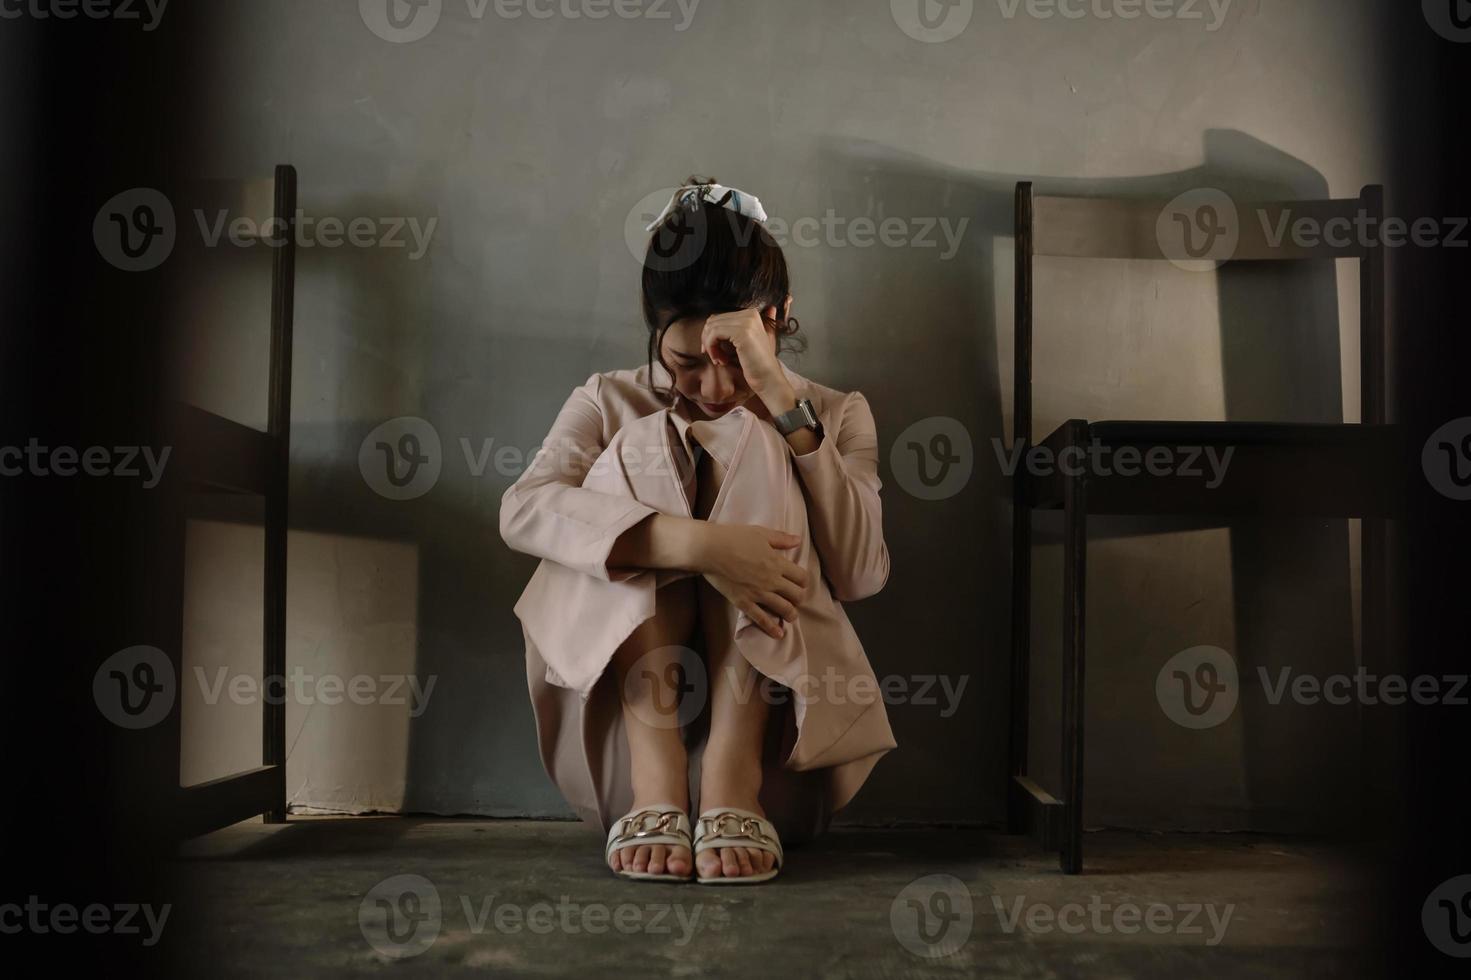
xmin=804 ymin=128 xmax=1357 ymax=833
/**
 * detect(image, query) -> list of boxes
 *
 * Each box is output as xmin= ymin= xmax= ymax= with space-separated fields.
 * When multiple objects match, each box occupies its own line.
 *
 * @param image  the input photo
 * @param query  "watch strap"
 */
xmin=773 ymin=398 xmax=819 ymax=436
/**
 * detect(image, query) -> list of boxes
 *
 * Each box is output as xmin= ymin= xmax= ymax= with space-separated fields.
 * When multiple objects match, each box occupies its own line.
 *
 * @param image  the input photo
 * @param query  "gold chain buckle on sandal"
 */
xmin=698 ymin=811 xmax=774 ymax=848
xmin=611 ymin=809 xmax=685 ymax=848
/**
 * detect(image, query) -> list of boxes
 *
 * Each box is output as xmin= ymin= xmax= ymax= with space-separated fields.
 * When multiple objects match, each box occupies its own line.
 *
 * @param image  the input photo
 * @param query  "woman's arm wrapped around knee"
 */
xmin=499 ymin=372 xmax=666 ymax=582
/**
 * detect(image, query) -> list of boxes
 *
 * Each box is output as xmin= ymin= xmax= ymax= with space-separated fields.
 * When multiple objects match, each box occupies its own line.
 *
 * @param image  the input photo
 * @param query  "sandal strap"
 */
xmin=605 ymin=804 xmax=692 ymax=860
xmin=692 ymin=807 xmax=783 ymax=866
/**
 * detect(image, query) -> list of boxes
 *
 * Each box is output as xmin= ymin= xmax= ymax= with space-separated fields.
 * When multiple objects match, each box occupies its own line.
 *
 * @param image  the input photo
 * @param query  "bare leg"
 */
xmin=689 ymin=425 xmax=779 ymax=880
xmin=606 ymin=576 xmax=697 ymax=876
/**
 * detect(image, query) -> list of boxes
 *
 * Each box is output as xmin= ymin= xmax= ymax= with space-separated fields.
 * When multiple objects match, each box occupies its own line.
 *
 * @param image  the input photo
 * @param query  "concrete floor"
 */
xmin=168 ymin=817 xmax=1373 ymax=978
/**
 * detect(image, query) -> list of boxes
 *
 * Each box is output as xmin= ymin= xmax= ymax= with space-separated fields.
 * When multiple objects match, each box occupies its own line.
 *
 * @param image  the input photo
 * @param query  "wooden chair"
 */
xmin=145 ymin=165 xmax=297 ymax=841
xmin=1006 ymin=181 xmax=1403 ymax=873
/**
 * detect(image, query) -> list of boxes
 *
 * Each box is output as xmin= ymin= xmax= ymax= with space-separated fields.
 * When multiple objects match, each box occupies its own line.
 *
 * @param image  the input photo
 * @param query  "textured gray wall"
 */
xmin=175 ymin=0 xmax=1413 ymax=829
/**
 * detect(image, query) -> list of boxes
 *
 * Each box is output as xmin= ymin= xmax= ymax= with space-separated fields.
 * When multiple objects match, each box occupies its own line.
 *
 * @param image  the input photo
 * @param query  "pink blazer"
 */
xmin=500 ymin=358 xmax=896 ymax=818
xmin=500 ymin=359 xmax=891 ymax=601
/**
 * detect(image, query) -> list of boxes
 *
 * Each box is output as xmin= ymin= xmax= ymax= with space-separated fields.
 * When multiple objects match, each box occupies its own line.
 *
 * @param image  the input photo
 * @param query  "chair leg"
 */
xmin=1060 ymin=421 xmax=1089 ymax=874
xmin=1007 ymin=474 xmax=1032 ymax=834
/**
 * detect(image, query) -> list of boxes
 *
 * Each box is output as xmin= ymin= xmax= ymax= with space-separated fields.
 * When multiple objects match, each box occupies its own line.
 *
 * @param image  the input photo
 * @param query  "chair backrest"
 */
xmin=1013 ymin=181 xmax=1386 ymax=451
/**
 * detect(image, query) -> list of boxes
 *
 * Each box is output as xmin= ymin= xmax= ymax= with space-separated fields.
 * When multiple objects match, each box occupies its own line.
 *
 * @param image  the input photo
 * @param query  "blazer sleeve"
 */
xmin=783 ymin=390 xmax=891 ymax=602
xmin=499 ymin=373 xmax=661 ymax=583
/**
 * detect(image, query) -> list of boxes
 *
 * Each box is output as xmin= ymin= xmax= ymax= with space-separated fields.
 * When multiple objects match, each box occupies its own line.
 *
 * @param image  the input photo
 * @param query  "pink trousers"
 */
xmin=516 ymin=404 xmax=896 ymax=843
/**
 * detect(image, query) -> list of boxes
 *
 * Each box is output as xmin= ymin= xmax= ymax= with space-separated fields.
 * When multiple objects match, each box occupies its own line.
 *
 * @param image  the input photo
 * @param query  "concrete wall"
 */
xmin=173 ymin=0 xmax=1421 ymax=829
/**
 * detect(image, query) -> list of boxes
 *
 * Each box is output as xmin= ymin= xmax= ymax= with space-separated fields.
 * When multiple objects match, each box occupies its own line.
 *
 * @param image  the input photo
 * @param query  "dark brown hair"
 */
xmin=640 ymin=176 xmax=805 ymax=398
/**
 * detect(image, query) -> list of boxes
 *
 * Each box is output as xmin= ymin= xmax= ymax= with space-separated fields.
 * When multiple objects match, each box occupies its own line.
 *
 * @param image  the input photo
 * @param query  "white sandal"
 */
xmin=692 ymin=807 xmax=783 ymax=885
xmin=605 ymin=804 xmax=694 ymax=882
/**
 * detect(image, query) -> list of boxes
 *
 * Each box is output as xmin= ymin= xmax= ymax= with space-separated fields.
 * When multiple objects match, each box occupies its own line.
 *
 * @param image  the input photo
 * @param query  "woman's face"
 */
xmin=658 ymin=314 xmax=771 ymax=419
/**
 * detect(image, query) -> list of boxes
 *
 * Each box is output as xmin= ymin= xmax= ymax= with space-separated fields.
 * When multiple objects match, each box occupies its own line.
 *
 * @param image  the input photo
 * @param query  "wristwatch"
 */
xmin=772 ymin=397 xmax=824 ymax=440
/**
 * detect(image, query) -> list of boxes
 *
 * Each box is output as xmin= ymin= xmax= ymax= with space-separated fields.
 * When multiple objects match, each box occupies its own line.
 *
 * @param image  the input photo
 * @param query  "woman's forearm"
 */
xmin=606 ymin=513 xmax=709 ymax=575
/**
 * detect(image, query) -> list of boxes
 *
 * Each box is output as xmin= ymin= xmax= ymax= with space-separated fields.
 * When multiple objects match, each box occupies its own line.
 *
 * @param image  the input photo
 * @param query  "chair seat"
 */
xmin=1026 ymin=420 xmax=1405 ymax=517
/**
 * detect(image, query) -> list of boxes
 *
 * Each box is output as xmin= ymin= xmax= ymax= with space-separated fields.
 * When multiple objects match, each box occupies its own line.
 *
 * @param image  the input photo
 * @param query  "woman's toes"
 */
xmin=631 ymin=844 xmax=652 ymax=872
xmin=734 ymin=847 xmax=755 ymax=877
xmin=697 ymin=848 xmax=724 ymax=879
xmin=648 ymin=844 xmax=668 ymax=875
xmin=721 ymin=847 xmax=743 ymax=878
xmin=609 ymin=848 xmax=623 ymax=872
xmin=667 ymin=847 xmax=692 ymax=877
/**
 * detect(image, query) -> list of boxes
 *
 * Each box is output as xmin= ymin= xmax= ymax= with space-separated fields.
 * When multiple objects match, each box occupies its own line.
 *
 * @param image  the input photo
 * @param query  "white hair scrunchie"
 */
xmin=644 ymin=182 xmax=769 ymax=232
